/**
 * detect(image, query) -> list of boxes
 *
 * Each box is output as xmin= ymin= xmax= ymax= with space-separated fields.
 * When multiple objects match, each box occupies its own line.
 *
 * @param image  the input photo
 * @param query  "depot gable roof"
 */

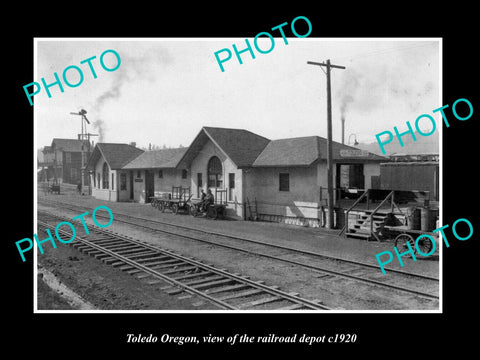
xmin=177 ymin=127 xmax=271 ymax=169
xmin=85 ymin=143 xmax=144 ymax=171
xmin=85 ymin=128 xmax=385 ymax=172
xmin=122 ymin=147 xmax=188 ymax=169
xmin=252 ymin=136 xmax=385 ymax=167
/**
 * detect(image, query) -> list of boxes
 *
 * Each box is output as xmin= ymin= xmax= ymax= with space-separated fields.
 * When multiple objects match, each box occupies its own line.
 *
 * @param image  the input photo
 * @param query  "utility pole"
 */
xmin=307 ymin=59 xmax=345 ymax=229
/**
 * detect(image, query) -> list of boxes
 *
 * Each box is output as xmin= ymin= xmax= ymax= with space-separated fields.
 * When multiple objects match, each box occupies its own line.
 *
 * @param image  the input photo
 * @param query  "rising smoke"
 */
xmin=91 ymin=45 xmax=172 ymax=142
xmin=336 ymin=62 xmax=390 ymax=119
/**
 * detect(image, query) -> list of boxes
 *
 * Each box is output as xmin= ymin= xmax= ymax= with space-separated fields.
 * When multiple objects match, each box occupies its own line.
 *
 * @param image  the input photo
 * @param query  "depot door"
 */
xmin=337 ymin=164 xmax=364 ymax=188
xmin=145 ymin=170 xmax=155 ymax=202
xmin=349 ymin=164 xmax=364 ymax=189
xmin=129 ymin=171 xmax=134 ymax=200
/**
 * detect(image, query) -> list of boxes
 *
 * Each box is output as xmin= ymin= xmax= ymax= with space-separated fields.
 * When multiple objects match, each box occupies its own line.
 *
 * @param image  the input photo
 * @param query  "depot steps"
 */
xmin=345 ymin=210 xmax=390 ymax=241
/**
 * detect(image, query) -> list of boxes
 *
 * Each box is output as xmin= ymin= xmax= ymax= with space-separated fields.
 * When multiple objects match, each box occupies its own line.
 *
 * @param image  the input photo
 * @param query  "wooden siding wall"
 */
xmin=380 ymin=163 xmax=439 ymax=201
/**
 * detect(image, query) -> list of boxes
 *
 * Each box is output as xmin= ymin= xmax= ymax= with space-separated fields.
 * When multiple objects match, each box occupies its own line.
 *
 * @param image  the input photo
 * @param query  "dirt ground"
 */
xmin=37 ymin=229 xmax=218 ymax=311
xmin=36 ymin=191 xmax=440 ymax=311
xmin=37 ymin=273 xmax=76 ymax=310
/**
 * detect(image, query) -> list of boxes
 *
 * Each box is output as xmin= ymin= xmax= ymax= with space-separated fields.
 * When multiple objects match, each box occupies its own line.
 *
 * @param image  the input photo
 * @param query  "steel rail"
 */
xmin=105 ymin=217 xmax=440 ymax=300
xmin=37 ymin=219 xmax=237 ymax=310
xmin=38 ymin=201 xmax=440 ymax=300
xmin=38 ymin=198 xmax=439 ymax=281
xmin=37 ymin=214 xmax=330 ymax=310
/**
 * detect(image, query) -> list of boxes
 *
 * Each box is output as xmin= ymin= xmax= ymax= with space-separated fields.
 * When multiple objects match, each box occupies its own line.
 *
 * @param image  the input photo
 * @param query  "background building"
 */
xmin=41 ymin=138 xmax=92 ymax=185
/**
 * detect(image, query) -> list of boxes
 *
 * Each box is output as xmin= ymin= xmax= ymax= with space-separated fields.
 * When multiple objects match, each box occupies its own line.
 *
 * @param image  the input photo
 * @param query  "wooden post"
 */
xmin=325 ymin=59 xmax=334 ymax=229
xmin=345 ymin=212 xmax=349 ymax=236
xmin=307 ymin=59 xmax=345 ymax=229
xmin=366 ymin=189 xmax=370 ymax=210
xmin=370 ymin=214 xmax=373 ymax=241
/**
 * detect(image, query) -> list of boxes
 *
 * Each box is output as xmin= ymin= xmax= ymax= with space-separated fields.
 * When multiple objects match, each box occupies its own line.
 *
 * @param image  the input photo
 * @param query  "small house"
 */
xmin=85 ymin=143 xmax=144 ymax=201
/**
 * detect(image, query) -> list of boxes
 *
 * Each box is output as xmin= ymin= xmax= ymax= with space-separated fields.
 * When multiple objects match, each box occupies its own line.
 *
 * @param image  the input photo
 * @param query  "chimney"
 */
xmin=129 ymin=142 xmax=136 ymax=147
xmin=341 ymin=116 xmax=345 ymax=144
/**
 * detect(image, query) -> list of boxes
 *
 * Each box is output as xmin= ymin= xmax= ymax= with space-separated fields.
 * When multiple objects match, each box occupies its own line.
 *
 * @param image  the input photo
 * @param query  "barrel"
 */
xmin=406 ymin=207 xmax=421 ymax=230
xmin=421 ymin=207 xmax=438 ymax=232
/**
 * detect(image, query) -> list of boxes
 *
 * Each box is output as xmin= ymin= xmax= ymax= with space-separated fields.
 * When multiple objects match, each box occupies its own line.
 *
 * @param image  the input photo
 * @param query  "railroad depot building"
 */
xmin=122 ymin=147 xmax=190 ymax=203
xmin=86 ymin=143 xmax=144 ymax=202
xmin=85 ymin=126 xmax=385 ymax=226
xmin=245 ymin=136 xmax=384 ymax=226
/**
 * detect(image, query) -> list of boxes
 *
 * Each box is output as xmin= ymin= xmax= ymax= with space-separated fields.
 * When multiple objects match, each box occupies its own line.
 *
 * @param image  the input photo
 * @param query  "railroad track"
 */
xmin=37 ymin=210 xmax=330 ymax=311
xmin=38 ymin=198 xmax=440 ymax=302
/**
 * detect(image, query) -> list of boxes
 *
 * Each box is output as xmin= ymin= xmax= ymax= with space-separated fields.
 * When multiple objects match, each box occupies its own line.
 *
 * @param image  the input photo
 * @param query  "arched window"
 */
xmin=102 ymin=162 xmax=109 ymax=189
xmin=207 ymin=156 xmax=223 ymax=188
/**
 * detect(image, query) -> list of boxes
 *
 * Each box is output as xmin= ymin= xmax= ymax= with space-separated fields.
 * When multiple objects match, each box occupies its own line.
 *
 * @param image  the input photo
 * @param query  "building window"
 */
xmin=120 ymin=173 xmax=127 ymax=190
xmin=65 ymin=152 xmax=71 ymax=163
xmin=197 ymin=173 xmax=203 ymax=198
xmin=207 ymin=156 xmax=223 ymax=188
xmin=279 ymin=173 xmax=289 ymax=192
xmin=228 ymin=173 xmax=235 ymax=200
xmin=93 ymin=172 xmax=96 ymax=187
xmin=158 ymin=170 xmax=163 ymax=178
xmin=111 ymin=173 xmax=114 ymax=190
xmin=70 ymin=168 xmax=78 ymax=180
xmin=182 ymin=169 xmax=188 ymax=179
xmin=97 ymin=173 xmax=100 ymax=188
xmin=137 ymin=170 xmax=141 ymax=178
xmin=102 ymin=162 xmax=109 ymax=189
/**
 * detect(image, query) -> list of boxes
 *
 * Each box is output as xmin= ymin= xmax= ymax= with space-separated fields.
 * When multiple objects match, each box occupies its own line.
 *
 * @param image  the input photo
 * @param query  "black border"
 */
xmin=7 ymin=5 xmax=479 ymax=354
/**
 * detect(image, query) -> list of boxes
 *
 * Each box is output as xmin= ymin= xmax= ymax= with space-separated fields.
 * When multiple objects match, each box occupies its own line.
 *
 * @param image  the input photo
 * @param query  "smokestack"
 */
xmin=341 ymin=116 xmax=345 ymax=144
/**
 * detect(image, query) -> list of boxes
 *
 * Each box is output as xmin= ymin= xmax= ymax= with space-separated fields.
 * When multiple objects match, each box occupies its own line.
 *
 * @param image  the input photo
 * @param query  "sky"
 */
xmin=34 ymin=38 xmax=440 ymax=150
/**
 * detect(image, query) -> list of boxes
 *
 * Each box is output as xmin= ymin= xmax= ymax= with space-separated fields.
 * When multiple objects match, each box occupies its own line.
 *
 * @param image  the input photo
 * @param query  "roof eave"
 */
xmin=252 ymin=163 xmax=315 ymax=168
xmin=122 ymin=166 xmax=178 ymax=170
xmin=85 ymin=146 xmax=101 ymax=171
xmin=202 ymin=127 xmax=238 ymax=167
xmin=96 ymin=144 xmax=113 ymax=170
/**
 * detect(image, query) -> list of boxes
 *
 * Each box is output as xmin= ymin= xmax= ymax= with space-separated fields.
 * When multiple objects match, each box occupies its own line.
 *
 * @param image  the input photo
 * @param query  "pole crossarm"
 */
xmin=307 ymin=61 xmax=346 ymax=69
